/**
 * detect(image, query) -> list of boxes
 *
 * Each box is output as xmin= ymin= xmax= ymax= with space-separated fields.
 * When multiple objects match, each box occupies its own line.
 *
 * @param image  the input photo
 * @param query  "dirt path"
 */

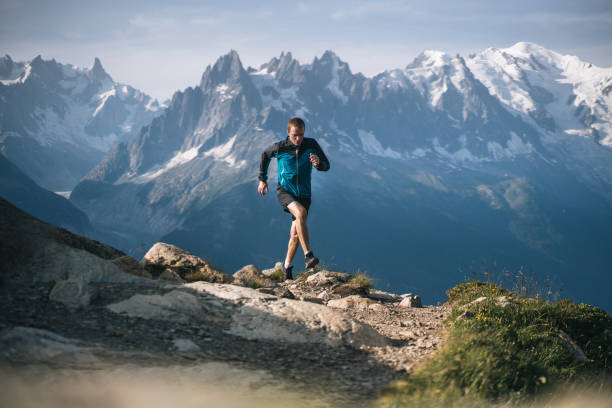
xmin=0 ymin=277 xmax=450 ymax=407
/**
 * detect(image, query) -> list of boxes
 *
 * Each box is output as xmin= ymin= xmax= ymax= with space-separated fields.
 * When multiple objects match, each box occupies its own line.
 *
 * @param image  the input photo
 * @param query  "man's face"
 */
xmin=287 ymin=126 xmax=305 ymax=146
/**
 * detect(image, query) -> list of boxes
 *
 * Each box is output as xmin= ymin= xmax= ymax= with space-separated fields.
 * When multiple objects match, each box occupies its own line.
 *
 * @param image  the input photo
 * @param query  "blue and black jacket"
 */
xmin=259 ymin=137 xmax=330 ymax=198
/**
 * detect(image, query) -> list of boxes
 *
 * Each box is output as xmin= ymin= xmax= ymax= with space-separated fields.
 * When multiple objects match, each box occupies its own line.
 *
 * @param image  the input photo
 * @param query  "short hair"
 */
xmin=287 ymin=117 xmax=305 ymax=131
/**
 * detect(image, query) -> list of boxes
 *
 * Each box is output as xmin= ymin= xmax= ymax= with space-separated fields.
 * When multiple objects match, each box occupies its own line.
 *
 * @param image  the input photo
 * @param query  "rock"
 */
xmin=495 ymin=295 xmax=513 ymax=308
xmin=304 ymin=271 xmax=351 ymax=287
xmin=399 ymin=330 xmax=416 ymax=340
xmin=172 ymin=338 xmax=201 ymax=353
xmin=0 ymin=198 xmax=139 ymax=285
xmin=557 ymin=331 xmax=587 ymax=363
xmin=275 ymin=287 xmax=296 ymax=299
xmin=0 ymin=327 xmax=100 ymax=366
xmin=457 ymin=310 xmax=475 ymax=320
xmin=13 ymin=241 xmax=142 ymax=284
xmin=256 ymin=287 xmax=276 ymax=295
xmin=305 ymin=271 xmax=336 ymax=287
xmin=369 ymin=303 xmax=386 ymax=313
xmin=369 ymin=290 xmax=401 ymax=302
xmin=261 ymin=262 xmax=284 ymax=276
xmin=107 ymin=289 xmax=229 ymax=324
xmin=233 ymin=265 xmax=272 ymax=288
xmin=185 ymin=282 xmax=388 ymax=348
xmin=141 ymin=242 xmax=231 ymax=283
xmin=317 ymin=290 xmax=331 ymax=301
xmin=49 ymin=278 xmax=93 ymax=309
xmin=469 ymin=296 xmax=488 ymax=305
xmin=327 ymin=295 xmax=376 ymax=311
xmin=299 ymin=296 xmax=325 ymax=304
xmin=332 ymin=283 xmax=369 ymax=297
xmin=160 ymin=269 xmax=186 ymax=283
xmin=399 ymin=295 xmax=422 ymax=308
xmin=112 ymin=256 xmax=152 ymax=278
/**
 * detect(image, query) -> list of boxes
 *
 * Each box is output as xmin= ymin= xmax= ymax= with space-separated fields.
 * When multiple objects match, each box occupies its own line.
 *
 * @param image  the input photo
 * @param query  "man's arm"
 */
xmin=258 ymin=142 xmax=278 ymax=182
xmin=312 ymin=140 xmax=330 ymax=171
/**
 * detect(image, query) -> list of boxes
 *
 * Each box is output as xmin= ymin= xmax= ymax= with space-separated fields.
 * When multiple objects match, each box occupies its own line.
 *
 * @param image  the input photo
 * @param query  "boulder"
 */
xmin=399 ymin=295 xmax=422 ymax=308
xmin=233 ymin=265 xmax=272 ymax=288
xmin=261 ymin=262 xmax=284 ymax=277
xmin=12 ymin=240 xmax=141 ymax=284
xmin=369 ymin=290 xmax=401 ymax=302
xmin=141 ymin=243 xmax=231 ymax=283
xmin=49 ymin=278 xmax=94 ymax=309
xmin=112 ymin=256 xmax=152 ymax=278
xmin=304 ymin=270 xmax=350 ymax=288
xmin=327 ymin=295 xmax=377 ymax=311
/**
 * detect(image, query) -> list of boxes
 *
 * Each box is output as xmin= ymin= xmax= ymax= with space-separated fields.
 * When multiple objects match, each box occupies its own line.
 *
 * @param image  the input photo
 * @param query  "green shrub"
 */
xmin=377 ymin=280 xmax=612 ymax=407
xmin=348 ymin=272 xmax=373 ymax=289
xmin=247 ymin=277 xmax=268 ymax=289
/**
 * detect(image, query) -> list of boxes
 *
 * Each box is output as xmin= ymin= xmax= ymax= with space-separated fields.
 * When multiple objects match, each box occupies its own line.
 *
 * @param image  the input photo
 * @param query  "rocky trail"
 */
xmin=0 ymin=198 xmax=449 ymax=407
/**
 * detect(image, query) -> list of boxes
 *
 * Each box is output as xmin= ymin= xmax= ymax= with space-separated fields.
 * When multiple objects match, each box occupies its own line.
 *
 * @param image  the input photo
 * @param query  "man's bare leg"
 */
xmin=284 ymin=220 xmax=299 ymax=267
xmin=286 ymin=201 xmax=310 ymax=254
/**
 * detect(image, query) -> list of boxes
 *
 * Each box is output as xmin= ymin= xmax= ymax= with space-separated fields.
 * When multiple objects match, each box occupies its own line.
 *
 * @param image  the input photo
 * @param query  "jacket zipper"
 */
xmin=295 ymin=146 xmax=300 ymax=197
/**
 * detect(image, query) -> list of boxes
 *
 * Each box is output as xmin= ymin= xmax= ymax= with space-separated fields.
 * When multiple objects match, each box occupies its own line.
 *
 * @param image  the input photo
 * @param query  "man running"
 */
xmin=258 ymin=117 xmax=330 ymax=279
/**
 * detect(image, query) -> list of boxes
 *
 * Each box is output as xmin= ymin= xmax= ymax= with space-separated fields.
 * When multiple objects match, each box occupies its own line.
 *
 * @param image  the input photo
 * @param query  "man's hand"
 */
xmin=258 ymin=181 xmax=268 ymax=196
xmin=309 ymin=153 xmax=320 ymax=167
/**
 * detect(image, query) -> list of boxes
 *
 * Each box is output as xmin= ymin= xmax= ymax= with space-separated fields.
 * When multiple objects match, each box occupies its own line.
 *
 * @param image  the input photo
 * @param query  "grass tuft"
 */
xmin=269 ymin=269 xmax=286 ymax=282
xmin=348 ymin=272 xmax=373 ymax=289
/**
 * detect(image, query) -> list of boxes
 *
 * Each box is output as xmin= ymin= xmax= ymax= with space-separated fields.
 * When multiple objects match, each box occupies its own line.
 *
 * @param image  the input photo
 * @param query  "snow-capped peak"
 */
xmin=466 ymin=42 xmax=612 ymax=146
xmin=407 ymin=50 xmax=453 ymax=69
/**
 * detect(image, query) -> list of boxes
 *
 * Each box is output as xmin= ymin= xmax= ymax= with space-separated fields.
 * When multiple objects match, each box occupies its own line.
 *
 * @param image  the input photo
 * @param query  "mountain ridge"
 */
xmin=0 ymin=54 xmax=164 ymax=190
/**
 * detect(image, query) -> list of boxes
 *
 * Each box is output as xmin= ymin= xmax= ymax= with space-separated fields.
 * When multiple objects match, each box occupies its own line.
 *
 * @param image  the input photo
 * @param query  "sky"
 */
xmin=1 ymin=0 xmax=611 ymax=101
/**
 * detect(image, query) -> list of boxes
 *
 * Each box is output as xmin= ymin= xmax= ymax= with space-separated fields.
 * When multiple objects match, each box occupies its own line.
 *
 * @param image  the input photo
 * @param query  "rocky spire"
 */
xmin=89 ymin=57 xmax=113 ymax=83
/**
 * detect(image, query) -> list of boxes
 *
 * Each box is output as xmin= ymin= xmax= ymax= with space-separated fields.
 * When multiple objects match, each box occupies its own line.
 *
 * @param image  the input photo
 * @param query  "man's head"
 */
xmin=287 ymin=117 xmax=305 ymax=146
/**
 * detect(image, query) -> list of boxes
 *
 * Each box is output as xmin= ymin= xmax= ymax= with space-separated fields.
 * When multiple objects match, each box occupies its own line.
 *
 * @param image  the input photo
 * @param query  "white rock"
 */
xmin=262 ymin=262 xmax=284 ymax=277
xmin=49 ymin=278 xmax=92 ymax=309
xmin=327 ymin=295 xmax=376 ymax=311
xmin=107 ymin=290 xmax=213 ymax=323
xmin=305 ymin=272 xmax=336 ymax=287
xmin=399 ymin=295 xmax=422 ymax=308
xmin=185 ymin=281 xmax=276 ymax=301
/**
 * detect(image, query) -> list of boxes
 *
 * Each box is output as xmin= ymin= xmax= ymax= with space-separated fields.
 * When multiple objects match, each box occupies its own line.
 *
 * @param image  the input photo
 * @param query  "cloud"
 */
xmin=190 ymin=17 xmax=220 ymax=26
xmin=128 ymin=15 xmax=179 ymax=29
xmin=329 ymin=2 xmax=414 ymax=21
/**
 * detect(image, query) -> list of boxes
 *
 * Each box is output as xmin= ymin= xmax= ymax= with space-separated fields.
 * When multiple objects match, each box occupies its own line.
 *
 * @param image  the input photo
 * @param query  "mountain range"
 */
xmin=0 ymin=54 xmax=163 ymax=191
xmin=2 ymin=43 xmax=611 ymax=311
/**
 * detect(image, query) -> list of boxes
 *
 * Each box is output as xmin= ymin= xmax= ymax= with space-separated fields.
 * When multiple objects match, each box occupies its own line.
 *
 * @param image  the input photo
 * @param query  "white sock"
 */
xmin=284 ymin=261 xmax=292 ymax=269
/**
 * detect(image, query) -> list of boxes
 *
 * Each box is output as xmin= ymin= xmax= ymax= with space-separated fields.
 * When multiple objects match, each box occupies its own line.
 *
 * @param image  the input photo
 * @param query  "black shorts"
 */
xmin=277 ymin=187 xmax=311 ymax=220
